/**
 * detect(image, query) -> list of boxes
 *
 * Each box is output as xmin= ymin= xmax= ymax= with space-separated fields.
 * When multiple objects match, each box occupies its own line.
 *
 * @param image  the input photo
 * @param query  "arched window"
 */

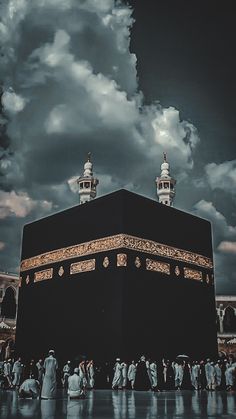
xmin=1 ymin=287 xmax=16 ymax=319
xmin=223 ymin=306 xmax=236 ymax=333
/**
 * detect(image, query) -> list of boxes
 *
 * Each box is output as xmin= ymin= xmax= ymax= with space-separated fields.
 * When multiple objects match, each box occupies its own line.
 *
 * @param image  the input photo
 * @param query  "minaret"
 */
xmin=77 ymin=152 xmax=99 ymax=204
xmin=155 ymin=152 xmax=176 ymax=206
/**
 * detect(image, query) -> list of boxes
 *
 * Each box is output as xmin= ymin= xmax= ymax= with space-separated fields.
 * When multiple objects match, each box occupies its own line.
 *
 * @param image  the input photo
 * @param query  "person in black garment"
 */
xmin=134 ymin=355 xmax=151 ymax=391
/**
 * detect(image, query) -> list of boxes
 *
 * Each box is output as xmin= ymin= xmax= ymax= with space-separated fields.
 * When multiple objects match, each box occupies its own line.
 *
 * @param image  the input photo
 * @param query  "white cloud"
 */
xmin=150 ymin=106 xmax=200 ymax=169
xmin=2 ymin=89 xmax=27 ymax=114
xmin=193 ymin=200 xmax=236 ymax=242
xmin=0 ymin=190 xmax=52 ymax=218
xmin=0 ymin=241 xmax=5 ymax=251
xmin=29 ymin=29 xmax=139 ymax=134
xmin=218 ymin=241 xmax=236 ymax=255
xmin=193 ymin=200 xmax=236 ymax=293
xmin=0 ymin=0 xmax=202 ymax=274
xmin=205 ymin=160 xmax=236 ymax=194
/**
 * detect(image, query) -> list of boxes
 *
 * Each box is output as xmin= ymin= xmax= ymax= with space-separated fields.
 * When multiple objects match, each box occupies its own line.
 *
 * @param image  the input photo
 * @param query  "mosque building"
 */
xmin=0 ymin=272 xmax=19 ymax=359
xmin=14 ymin=152 xmax=220 ymax=362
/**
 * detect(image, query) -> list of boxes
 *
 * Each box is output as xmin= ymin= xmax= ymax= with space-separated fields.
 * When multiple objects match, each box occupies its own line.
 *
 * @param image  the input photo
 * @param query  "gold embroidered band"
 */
xmin=183 ymin=267 xmax=203 ymax=281
xmin=34 ymin=268 xmax=53 ymax=283
xmin=146 ymin=258 xmax=170 ymax=275
xmin=70 ymin=259 xmax=95 ymax=275
xmin=20 ymin=233 xmax=213 ymax=273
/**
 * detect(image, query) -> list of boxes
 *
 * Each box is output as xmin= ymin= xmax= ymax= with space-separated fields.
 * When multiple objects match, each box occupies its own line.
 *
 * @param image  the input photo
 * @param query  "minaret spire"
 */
xmin=68 ymin=153 xmax=99 ymax=204
xmin=77 ymin=152 xmax=99 ymax=204
xmin=155 ymin=152 xmax=176 ymax=206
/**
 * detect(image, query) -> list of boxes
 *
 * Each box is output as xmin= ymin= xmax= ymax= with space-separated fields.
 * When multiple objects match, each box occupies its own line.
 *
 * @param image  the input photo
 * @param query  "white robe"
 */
xmin=5 ymin=345 xmax=11 ymax=360
xmin=205 ymin=363 xmax=215 ymax=387
xmin=68 ymin=373 xmax=82 ymax=398
xmin=12 ymin=361 xmax=23 ymax=386
xmin=79 ymin=364 xmax=87 ymax=388
xmin=19 ymin=378 xmax=40 ymax=398
xmin=41 ymin=355 xmax=58 ymax=399
xmin=63 ymin=364 xmax=70 ymax=375
xmin=121 ymin=363 xmax=127 ymax=387
xmin=191 ymin=364 xmax=200 ymax=389
xmin=112 ymin=362 xmax=122 ymax=388
xmin=87 ymin=364 xmax=95 ymax=389
xmin=3 ymin=361 xmax=12 ymax=386
xmin=36 ymin=362 xmax=44 ymax=384
xmin=214 ymin=364 xmax=221 ymax=387
xmin=150 ymin=362 xmax=158 ymax=388
xmin=174 ymin=363 xmax=183 ymax=387
xmin=225 ymin=363 xmax=236 ymax=387
xmin=146 ymin=360 xmax=152 ymax=384
xmin=3 ymin=361 xmax=11 ymax=377
xmin=63 ymin=363 xmax=71 ymax=387
xmin=128 ymin=364 xmax=136 ymax=383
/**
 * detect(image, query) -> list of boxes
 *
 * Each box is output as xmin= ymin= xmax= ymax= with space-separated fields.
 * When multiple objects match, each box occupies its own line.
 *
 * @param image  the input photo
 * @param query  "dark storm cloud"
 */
xmin=193 ymin=200 xmax=236 ymax=294
xmin=0 ymin=0 xmax=235 ymax=294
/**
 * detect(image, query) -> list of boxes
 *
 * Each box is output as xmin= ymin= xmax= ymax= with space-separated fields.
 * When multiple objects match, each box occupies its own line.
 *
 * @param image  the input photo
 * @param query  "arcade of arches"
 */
xmin=0 ymin=273 xmax=19 ymax=320
xmin=0 ymin=273 xmax=19 ymax=356
xmin=216 ymin=296 xmax=236 ymax=355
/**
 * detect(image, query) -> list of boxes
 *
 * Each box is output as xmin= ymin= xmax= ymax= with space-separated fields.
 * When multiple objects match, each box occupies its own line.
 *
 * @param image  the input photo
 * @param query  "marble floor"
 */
xmin=0 ymin=389 xmax=236 ymax=418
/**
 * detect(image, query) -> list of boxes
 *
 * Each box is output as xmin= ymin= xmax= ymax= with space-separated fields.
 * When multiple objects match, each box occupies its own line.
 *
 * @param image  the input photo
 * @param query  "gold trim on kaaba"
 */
xmin=58 ymin=266 xmax=64 ymax=277
xmin=183 ymin=267 xmax=202 ymax=281
xmin=135 ymin=256 xmax=141 ymax=268
xmin=103 ymin=257 xmax=109 ymax=268
xmin=70 ymin=259 xmax=95 ymax=275
xmin=20 ymin=233 xmax=213 ymax=273
xmin=175 ymin=266 xmax=180 ymax=276
xmin=117 ymin=253 xmax=127 ymax=267
xmin=34 ymin=268 xmax=53 ymax=283
xmin=146 ymin=258 xmax=170 ymax=275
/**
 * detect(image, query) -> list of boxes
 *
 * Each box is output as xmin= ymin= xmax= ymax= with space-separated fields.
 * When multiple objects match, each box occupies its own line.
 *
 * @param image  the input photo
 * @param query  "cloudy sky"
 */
xmin=0 ymin=0 xmax=235 ymax=294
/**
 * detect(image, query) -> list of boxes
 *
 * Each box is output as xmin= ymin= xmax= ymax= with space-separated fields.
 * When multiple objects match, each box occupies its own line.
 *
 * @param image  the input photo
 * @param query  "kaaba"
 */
xmin=16 ymin=189 xmax=218 ymax=362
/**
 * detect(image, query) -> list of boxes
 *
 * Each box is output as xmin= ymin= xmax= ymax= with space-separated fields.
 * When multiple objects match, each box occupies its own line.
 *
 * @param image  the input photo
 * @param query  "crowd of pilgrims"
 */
xmin=0 ymin=350 xmax=236 ymax=399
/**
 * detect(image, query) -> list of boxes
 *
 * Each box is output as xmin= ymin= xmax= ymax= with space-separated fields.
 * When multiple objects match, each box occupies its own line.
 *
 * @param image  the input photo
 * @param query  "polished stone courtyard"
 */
xmin=0 ymin=389 xmax=236 ymax=418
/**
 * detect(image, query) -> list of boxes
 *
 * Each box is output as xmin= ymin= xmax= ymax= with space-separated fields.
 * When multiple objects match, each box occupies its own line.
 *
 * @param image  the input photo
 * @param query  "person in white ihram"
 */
xmin=63 ymin=361 xmax=71 ymax=389
xmin=19 ymin=375 xmax=40 ymax=399
xmin=121 ymin=361 xmax=128 ymax=389
xmin=3 ymin=359 xmax=13 ymax=388
xmin=41 ymin=350 xmax=58 ymax=399
xmin=191 ymin=361 xmax=200 ymax=390
xmin=36 ymin=359 xmax=44 ymax=385
xmin=205 ymin=359 xmax=215 ymax=390
xmin=149 ymin=360 xmax=158 ymax=390
xmin=174 ymin=362 xmax=184 ymax=390
xmin=128 ymin=361 xmax=137 ymax=390
xmin=87 ymin=360 xmax=95 ymax=389
xmin=12 ymin=357 xmax=23 ymax=388
xmin=68 ymin=368 xmax=85 ymax=399
xmin=112 ymin=358 xmax=122 ymax=389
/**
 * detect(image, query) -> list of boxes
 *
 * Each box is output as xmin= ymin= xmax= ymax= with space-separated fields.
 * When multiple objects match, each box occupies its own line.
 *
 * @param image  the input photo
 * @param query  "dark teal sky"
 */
xmin=129 ymin=0 xmax=236 ymax=162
